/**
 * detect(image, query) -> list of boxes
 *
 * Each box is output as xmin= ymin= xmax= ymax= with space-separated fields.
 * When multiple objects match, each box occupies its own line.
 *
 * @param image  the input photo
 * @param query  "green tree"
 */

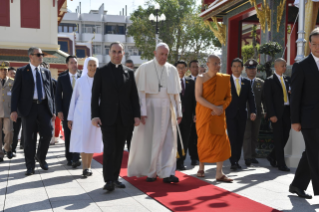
xmin=127 ymin=0 xmax=221 ymax=64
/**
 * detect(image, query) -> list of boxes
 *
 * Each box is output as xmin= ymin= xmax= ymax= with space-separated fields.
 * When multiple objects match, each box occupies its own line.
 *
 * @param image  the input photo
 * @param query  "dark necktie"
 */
xmin=181 ymin=78 xmax=185 ymax=96
xmin=1 ymin=79 xmax=5 ymax=86
xmin=35 ymin=68 xmax=43 ymax=103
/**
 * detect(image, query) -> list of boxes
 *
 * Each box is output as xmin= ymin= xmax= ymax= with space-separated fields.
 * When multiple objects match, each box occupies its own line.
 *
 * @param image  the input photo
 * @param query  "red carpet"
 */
xmin=93 ymin=152 xmax=280 ymax=212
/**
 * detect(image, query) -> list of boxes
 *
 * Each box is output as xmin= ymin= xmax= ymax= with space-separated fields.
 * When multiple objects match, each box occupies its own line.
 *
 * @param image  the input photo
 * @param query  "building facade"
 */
xmin=58 ymin=3 xmax=147 ymax=68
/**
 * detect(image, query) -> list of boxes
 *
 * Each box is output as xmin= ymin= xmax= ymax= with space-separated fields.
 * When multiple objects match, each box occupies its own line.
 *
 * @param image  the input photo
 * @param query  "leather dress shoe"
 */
xmin=245 ymin=159 xmax=251 ymax=166
xmin=230 ymin=164 xmax=237 ymax=171
xmin=114 ymin=181 xmax=126 ymax=188
xmin=163 ymin=175 xmax=179 ymax=183
xmin=278 ymin=165 xmax=290 ymax=172
xmin=3 ymin=149 xmax=6 ymax=155
xmin=83 ymin=169 xmax=93 ymax=177
xmin=146 ymin=177 xmax=157 ymax=182
xmin=25 ymin=168 xmax=35 ymax=176
xmin=236 ymin=163 xmax=242 ymax=169
xmin=7 ymin=151 xmax=13 ymax=159
xmin=266 ymin=156 xmax=277 ymax=167
xmin=72 ymin=161 xmax=81 ymax=168
xmin=251 ymin=158 xmax=259 ymax=164
xmin=176 ymin=164 xmax=187 ymax=171
xmin=289 ymin=185 xmax=312 ymax=199
xmin=67 ymin=160 xmax=72 ymax=166
xmin=39 ymin=160 xmax=49 ymax=170
xmin=0 ymin=157 xmax=3 ymax=162
xmin=191 ymin=160 xmax=199 ymax=165
xmin=103 ymin=181 xmax=115 ymax=191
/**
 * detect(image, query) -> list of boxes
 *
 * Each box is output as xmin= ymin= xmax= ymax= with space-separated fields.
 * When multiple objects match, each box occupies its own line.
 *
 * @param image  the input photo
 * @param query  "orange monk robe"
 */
xmin=196 ymin=73 xmax=232 ymax=163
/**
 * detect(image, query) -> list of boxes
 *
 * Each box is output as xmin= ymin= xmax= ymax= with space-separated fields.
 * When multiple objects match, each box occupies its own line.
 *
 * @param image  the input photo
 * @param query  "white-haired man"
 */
xmin=127 ymin=43 xmax=182 ymax=183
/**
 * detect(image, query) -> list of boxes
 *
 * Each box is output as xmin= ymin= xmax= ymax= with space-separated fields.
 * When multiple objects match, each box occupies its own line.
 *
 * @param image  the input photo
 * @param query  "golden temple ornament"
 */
xmin=249 ymin=0 xmax=271 ymax=33
xmin=204 ymin=17 xmax=226 ymax=45
xmin=277 ymin=0 xmax=287 ymax=32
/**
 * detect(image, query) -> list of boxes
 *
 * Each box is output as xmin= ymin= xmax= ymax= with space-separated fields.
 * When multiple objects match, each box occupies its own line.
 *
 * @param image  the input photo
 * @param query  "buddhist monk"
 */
xmin=195 ymin=55 xmax=233 ymax=182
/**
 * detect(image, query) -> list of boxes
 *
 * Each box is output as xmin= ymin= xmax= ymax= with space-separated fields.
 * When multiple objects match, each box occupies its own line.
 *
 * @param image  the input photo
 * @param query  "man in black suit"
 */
xmin=91 ymin=42 xmax=141 ymax=191
xmin=11 ymin=47 xmax=56 ymax=175
xmin=263 ymin=58 xmax=291 ymax=172
xmin=187 ymin=60 xmax=199 ymax=165
xmin=226 ymin=58 xmax=256 ymax=170
xmin=175 ymin=60 xmax=196 ymax=170
xmin=56 ymin=56 xmax=81 ymax=167
xmin=289 ymin=28 xmax=319 ymax=199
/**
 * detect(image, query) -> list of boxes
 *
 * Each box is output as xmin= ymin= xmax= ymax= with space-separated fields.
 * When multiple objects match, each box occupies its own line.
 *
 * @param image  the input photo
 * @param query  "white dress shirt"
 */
xmin=275 ymin=72 xmax=289 ymax=105
xmin=30 ymin=63 xmax=46 ymax=100
xmin=69 ymin=72 xmax=78 ymax=86
xmin=312 ymin=53 xmax=319 ymax=70
xmin=232 ymin=75 xmax=241 ymax=91
xmin=190 ymin=75 xmax=197 ymax=80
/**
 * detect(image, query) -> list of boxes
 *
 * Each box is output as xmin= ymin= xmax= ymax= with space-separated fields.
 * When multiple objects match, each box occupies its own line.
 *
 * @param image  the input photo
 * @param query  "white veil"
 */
xmin=81 ymin=57 xmax=99 ymax=77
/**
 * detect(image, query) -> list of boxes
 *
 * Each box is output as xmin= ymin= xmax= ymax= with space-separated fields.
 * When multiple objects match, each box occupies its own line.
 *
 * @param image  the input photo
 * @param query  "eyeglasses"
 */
xmin=31 ymin=53 xmax=45 ymax=57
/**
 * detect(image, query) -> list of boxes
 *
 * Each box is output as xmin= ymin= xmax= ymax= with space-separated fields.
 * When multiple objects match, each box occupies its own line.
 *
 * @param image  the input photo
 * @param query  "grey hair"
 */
xmin=156 ymin=42 xmax=170 ymax=51
xmin=28 ymin=47 xmax=41 ymax=56
xmin=110 ymin=42 xmax=124 ymax=50
xmin=206 ymin=54 xmax=220 ymax=62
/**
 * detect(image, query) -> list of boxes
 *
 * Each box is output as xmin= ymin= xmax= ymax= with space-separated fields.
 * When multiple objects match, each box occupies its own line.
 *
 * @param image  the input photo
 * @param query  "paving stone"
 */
xmin=51 ymin=199 xmax=102 ymax=212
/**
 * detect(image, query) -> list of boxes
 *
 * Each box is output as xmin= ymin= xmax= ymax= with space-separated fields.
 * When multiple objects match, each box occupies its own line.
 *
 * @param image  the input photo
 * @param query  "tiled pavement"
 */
xmin=0 ymin=138 xmax=318 ymax=212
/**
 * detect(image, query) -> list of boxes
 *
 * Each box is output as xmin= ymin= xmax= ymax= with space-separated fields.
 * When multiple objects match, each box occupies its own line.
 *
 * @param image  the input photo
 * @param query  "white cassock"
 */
xmin=127 ymin=58 xmax=182 ymax=178
xmin=67 ymin=74 xmax=103 ymax=153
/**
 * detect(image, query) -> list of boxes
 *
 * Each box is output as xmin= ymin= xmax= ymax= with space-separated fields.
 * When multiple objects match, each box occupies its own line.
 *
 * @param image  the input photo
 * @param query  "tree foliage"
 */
xmin=127 ymin=0 xmax=221 ymax=64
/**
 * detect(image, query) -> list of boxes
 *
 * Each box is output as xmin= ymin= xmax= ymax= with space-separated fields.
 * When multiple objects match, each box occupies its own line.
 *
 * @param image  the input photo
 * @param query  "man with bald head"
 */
xmin=128 ymin=43 xmax=182 ymax=184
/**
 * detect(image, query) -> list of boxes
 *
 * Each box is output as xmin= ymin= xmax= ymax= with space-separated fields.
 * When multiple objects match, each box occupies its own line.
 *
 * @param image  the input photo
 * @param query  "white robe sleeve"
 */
xmin=174 ymin=93 xmax=182 ymax=118
xmin=139 ymin=91 xmax=147 ymax=116
xmin=67 ymin=80 xmax=80 ymax=121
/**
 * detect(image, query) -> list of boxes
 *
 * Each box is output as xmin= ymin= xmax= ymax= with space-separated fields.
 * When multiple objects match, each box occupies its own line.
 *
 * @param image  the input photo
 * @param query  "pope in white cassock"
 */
xmin=67 ymin=57 xmax=103 ymax=177
xmin=127 ymin=43 xmax=183 ymax=183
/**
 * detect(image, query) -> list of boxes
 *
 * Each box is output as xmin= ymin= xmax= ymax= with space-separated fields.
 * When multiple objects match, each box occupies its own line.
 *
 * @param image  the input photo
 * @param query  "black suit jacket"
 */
xmin=226 ymin=76 xmax=256 ymax=119
xmin=91 ymin=63 xmax=140 ymax=126
xmin=291 ymin=54 xmax=319 ymax=128
xmin=11 ymin=64 xmax=55 ymax=117
xmin=180 ymin=78 xmax=195 ymax=124
xmin=55 ymin=70 xmax=81 ymax=119
xmin=264 ymin=74 xmax=290 ymax=119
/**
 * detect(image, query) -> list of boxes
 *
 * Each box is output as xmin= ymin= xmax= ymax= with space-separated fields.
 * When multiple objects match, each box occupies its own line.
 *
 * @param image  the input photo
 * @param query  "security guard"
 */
xmin=243 ymin=59 xmax=265 ymax=166
xmin=0 ymin=61 xmax=14 ymax=161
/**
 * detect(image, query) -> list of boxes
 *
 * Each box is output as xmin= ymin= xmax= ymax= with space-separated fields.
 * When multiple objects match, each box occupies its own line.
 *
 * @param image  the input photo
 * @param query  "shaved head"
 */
xmin=207 ymin=54 xmax=220 ymax=62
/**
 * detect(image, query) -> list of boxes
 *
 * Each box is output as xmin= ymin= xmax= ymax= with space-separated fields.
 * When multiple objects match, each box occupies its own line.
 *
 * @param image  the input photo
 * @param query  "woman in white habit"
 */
xmin=67 ymin=57 xmax=103 ymax=177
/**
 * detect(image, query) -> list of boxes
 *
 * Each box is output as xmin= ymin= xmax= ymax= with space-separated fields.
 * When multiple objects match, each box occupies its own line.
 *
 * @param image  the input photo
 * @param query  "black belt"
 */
xmin=32 ymin=99 xmax=47 ymax=104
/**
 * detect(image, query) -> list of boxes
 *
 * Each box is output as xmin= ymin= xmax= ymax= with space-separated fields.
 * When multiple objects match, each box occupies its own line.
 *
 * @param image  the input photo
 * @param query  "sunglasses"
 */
xmin=31 ymin=53 xmax=45 ymax=57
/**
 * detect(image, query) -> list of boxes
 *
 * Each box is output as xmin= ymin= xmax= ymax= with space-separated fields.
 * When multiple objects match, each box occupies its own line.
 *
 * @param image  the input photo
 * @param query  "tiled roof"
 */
xmin=0 ymin=49 xmax=67 ymax=64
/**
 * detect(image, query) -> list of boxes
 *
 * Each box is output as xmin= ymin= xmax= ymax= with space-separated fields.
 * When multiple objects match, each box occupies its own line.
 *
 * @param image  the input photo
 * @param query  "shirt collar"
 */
xmin=275 ymin=72 xmax=283 ymax=79
xmin=191 ymin=75 xmax=197 ymax=80
xmin=312 ymin=53 xmax=319 ymax=63
xmin=29 ymin=63 xmax=40 ymax=71
xmin=110 ymin=61 xmax=122 ymax=68
xmin=232 ymin=74 xmax=241 ymax=81
xmin=69 ymin=71 xmax=77 ymax=78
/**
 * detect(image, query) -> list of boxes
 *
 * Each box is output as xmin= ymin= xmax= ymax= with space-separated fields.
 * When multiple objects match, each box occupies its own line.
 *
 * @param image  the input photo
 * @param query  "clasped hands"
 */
xmin=211 ymin=105 xmax=223 ymax=116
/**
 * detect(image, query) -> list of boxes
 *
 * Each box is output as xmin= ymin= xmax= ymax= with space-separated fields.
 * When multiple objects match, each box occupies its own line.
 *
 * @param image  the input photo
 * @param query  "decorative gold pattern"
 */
xmin=277 ymin=0 xmax=286 ymax=32
xmin=249 ymin=0 xmax=271 ymax=33
xmin=204 ymin=17 xmax=226 ymax=45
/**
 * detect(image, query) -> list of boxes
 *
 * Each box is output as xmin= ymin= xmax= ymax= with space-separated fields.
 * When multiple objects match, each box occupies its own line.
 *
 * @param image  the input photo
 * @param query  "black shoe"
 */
xmin=12 ymin=152 xmax=16 ymax=157
xmin=39 ymin=160 xmax=49 ymax=170
xmin=289 ymin=185 xmax=312 ymax=199
xmin=82 ymin=169 xmax=89 ymax=177
xmin=67 ymin=160 xmax=73 ymax=166
xmin=251 ymin=158 xmax=259 ymax=164
xmin=266 ymin=156 xmax=277 ymax=167
xmin=0 ymin=157 xmax=3 ymax=162
xmin=3 ymin=149 xmax=6 ymax=155
xmin=34 ymin=155 xmax=39 ymax=162
xmin=103 ymin=181 xmax=115 ymax=191
xmin=7 ymin=151 xmax=13 ymax=159
xmin=245 ymin=159 xmax=251 ymax=166
xmin=163 ymin=175 xmax=179 ymax=183
xmin=87 ymin=169 xmax=93 ymax=176
xmin=20 ymin=145 xmax=24 ymax=149
xmin=114 ymin=181 xmax=126 ymax=188
xmin=191 ymin=160 xmax=199 ymax=165
xmin=236 ymin=163 xmax=242 ymax=169
xmin=25 ymin=168 xmax=35 ymax=176
xmin=230 ymin=164 xmax=238 ymax=171
xmin=278 ymin=165 xmax=290 ymax=172
xmin=72 ymin=161 xmax=81 ymax=168
xmin=146 ymin=177 xmax=157 ymax=182
xmin=176 ymin=164 xmax=187 ymax=171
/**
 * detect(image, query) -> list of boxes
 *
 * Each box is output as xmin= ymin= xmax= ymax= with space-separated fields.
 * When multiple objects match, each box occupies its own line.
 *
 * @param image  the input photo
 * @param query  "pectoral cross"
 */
xmin=159 ymin=84 xmax=162 ymax=91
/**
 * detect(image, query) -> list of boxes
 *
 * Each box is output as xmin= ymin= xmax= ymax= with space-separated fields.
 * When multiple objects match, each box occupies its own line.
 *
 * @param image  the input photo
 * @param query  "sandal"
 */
xmin=216 ymin=175 xmax=233 ymax=183
xmin=197 ymin=170 xmax=205 ymax=177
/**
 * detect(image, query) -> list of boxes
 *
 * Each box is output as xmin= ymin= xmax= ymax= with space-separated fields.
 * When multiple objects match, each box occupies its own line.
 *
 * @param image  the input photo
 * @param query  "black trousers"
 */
xmin=126 ymin=124 xmax=134 ymax=151
xmin=12 ymin=117 xmax=22 ymax=152
xmin=188 ymin=122 xmax=199 ymax=161
xmin=62 ymin=121 xmax=79 ymax=162
xmin=177 ymin=119 xmax=191 ymax=166
xmin=227 ymin=115 xmax=247 ymax=164
xmin=291 ymin=129 xmax=319 ymax=195
xmin=22 ymin=101 xmax=53 ymax=169
xmin=102 ymin=116 xmax=129 ymax=182
xmin=268 ymin=106 xmax=291 ymax=167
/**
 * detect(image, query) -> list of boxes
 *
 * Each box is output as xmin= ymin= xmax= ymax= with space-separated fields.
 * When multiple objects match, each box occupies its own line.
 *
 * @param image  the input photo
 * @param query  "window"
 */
xmin=58 ymin=23 xmax=77 ymax=33
xmin=105 ymin=25 xmax=126 ymax=35
xmin=93 ymin=45 xmax=101 ymax=55
xmin=21 ymin=0 xmax=40 ymax=29
xmin=76 ymin=49 xmax=86 ymax=58
xmin=83 ymin=24 xmax=101 ymax=33
xmin=58 ymin=41 xmax=70 ymax=54
xmin=0 ymin=0 xmax=10 ymax=27
xmin=105 ymin=48 xmax=109 ymax=54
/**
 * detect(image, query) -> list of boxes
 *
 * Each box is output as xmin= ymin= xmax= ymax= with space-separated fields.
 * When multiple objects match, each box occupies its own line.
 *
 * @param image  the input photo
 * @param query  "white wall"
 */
xmin=0 ymin=0 xmax=60 ymax=50
xmin=105 ymin=34 xmax=125 ymax=43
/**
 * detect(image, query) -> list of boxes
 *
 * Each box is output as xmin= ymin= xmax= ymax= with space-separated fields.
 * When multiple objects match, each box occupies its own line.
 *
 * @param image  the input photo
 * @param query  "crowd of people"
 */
xmin=1 ymin=28 xmax=319 ymax=199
